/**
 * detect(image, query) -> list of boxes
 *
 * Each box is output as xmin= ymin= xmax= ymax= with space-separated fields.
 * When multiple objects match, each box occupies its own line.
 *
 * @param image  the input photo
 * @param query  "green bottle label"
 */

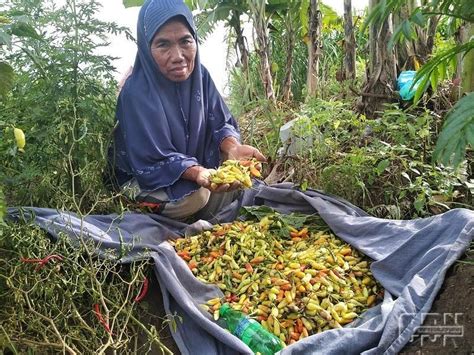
xmin=234 ymin=317 xmax=254 ymax=338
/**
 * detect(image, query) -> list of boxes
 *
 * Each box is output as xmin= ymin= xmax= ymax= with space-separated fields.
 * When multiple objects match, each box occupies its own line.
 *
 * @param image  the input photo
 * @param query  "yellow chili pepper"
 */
xmin=14 ymin=127 xmax=26 ymax=152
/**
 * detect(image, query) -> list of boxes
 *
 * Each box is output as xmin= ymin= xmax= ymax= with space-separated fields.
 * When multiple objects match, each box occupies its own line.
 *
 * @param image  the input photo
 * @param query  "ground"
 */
xmin=142 ymin=256 xmax=474 ymax=355
xmin=137 ymin=274 xmax=181 ymax=355
xmin=400 ymin=261 xmax=474 ymax=355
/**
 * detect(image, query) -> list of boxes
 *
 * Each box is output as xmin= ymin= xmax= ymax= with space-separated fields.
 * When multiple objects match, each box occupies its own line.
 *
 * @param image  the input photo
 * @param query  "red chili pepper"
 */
xmin=93 ymin=303 xmax=112 ymax=334
xmin=134 ymin=277 xmax=149 ymax=303
xmin=20 ymin=257 xmax=44 ymax=263
xmin=224 ymin=293 xmax=236 ymax=303
xmin=37 ymin=255 xmax=63 ymax=269
xmin=20 ymin=254 xmax=64 ymax=270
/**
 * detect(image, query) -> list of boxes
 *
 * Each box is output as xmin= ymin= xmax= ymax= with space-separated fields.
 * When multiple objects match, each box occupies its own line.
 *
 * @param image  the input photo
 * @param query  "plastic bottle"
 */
xmin=219 ymin=303 xmax=284 ymax=355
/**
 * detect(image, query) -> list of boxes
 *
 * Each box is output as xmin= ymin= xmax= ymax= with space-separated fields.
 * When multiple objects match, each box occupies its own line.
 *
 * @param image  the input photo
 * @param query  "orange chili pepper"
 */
xmin=188 ymin=260 xmax=198 ymax=270
xmin=209 ymin=251 xmax=220 ymax=258
xmin=250 ymin=256 xmax=264 ymax=265
xmin=245 ymin=263 xmax=254 ymax=273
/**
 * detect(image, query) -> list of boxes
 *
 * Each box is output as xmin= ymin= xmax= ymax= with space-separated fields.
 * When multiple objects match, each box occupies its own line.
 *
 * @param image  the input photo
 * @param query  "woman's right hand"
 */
xmin=196 ymin=168 xmax=242 ymax=192
xmin=184 ymin=166 xmax=241 ymax=193
xmin=194 ymin=167 xmax=213 ymax=188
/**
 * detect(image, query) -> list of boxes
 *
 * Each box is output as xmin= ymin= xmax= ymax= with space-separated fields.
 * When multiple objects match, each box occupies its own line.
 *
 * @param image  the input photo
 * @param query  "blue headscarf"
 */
xmin=111 ymin=0 xmax=240 ymax=201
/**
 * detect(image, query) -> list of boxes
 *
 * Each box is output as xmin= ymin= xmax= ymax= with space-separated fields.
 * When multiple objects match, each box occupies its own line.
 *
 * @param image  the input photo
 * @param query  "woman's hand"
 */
xmin=220 ymin=137 xmax=266 ymax=162
xmin=183 ymin=165 xmax=241 ymax=192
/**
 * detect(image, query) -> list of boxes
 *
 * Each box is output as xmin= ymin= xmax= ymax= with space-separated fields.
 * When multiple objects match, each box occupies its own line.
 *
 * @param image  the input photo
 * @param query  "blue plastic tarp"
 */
xmin=7 ymin=183 xmax=474 ymax=354
xmin=397 ymin=70 xmax=420 ymax=101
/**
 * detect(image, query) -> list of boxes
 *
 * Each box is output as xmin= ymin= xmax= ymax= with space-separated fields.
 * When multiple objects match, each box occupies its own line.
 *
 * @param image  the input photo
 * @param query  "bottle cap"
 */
xmin=219 ymin=303 xmax=231 ymax=316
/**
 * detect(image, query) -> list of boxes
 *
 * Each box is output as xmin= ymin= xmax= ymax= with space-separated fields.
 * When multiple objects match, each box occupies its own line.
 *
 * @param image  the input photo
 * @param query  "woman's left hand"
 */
xmin=220 ymin=137 xmax=266 ymax=162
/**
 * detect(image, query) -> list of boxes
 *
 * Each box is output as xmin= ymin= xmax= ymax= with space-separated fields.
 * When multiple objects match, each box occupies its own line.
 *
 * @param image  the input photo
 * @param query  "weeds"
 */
xmin=242 ymin=98 xmax=471 ymax=219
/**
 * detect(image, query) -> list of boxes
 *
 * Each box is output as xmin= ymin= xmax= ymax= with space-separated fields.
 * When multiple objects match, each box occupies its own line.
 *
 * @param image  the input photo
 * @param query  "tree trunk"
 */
xmin=413 ymin=16 xmax=439 ymax=65
xmin=461 ymin=22 xmax=474 ymax=94
xmin=307 ymin=0 xmax=322 ymax=97
xmin=281 ymin=9 xmax=296 ymax=102
xmin=425 ymin=15 xmax=439 ymax=58
xmin=343 ymin=0 xmax=356 ymax=80
xmin=360 ymin=0 xmax=398 ymax=118
xmin=453 ymin=22 xmax=465 ymax=99
xmin=230 ymin=10 xmax=249 ymax=73
xmin=393 ymin=3 xmax=415 ymax=70
xmin=281 ymin=33 xmax=295 ymax=102
xmin=394 ymin=0 xmax=438 ymax=70
xmin=248 ymin=0 xmax=275 ymax=102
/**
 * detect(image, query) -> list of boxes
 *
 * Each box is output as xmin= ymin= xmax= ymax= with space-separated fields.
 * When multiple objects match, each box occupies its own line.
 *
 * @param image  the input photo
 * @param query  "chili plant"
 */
xmin=0 ymin=218 xmax=174 ymax=354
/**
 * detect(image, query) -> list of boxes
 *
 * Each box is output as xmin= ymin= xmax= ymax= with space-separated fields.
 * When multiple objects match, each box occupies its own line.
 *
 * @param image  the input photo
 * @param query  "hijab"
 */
xmin=112 ymin=0 xmax=240 ymax=201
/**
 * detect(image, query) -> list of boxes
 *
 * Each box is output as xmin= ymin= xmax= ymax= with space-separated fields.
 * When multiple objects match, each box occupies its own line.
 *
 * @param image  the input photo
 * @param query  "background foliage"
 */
xmin=1 ymin=0 xmax=133 ymax=215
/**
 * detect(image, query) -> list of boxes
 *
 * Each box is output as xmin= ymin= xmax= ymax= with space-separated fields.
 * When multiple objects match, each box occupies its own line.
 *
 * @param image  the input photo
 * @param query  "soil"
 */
xmin=142 ymin=256 xmax=474 ymax=355
xmin=400 ymin=261 xmax=474 ymax=355
xmin=137 ymin=274 xmax=181 ymax=355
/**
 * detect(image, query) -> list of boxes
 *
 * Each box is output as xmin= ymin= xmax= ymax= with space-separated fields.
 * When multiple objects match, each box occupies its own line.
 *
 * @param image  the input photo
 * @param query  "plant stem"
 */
xmin=1 ymin=325 xmax=19 ymax=354
xmin=128 ymin=313 xmax=174 ymax=355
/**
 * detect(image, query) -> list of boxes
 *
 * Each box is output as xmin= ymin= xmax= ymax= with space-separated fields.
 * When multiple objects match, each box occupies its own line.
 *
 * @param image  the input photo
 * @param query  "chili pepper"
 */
xmin=93 ymin=303 xmax=112 ymax=334
xmin=38 ymin=255 xmax=63 ymax=268
xmin=14 ymin=127 xmax=26 ymax=152
xmin=225 ymin=293 xmax=239 ymax=303
xmin=20 ymin=254 xmax=64 ymax=271
xmin=20 ymin=257 xmax=43 ymax=263
xmin=134 ymin=277 xmax=149 ymax=303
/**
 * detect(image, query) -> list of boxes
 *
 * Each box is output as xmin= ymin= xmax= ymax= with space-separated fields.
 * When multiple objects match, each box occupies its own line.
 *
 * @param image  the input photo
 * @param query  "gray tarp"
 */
xmin=7 ymin=183 xmax=474 ymax=354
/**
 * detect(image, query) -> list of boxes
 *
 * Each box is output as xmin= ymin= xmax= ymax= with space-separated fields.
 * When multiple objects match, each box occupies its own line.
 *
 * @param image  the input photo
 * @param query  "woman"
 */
xmin=110 ymin=0 xmax=265 ymax=221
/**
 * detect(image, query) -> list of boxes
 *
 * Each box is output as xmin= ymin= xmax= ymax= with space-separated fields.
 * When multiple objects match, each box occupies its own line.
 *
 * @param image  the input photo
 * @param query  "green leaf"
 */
xmin=0 ymin=187 xmax=5 ymax=225
xmin=8 ymin=10 xmax=28 ymax=17
xmin=299 ymin=179 xmax=308 ymax=191
xmin=239 ymin=205 xmax=276 ymax=220
xmin=11 ymin=22 xmax=41 ymax=39
xmin=0 ymin=14 xmax=12 ymax=25
xmin=407 ymin=123 xmax=416 ymax=137
xmin=410 ymin=9 xmax=426 ymax=26
xmin=123 ymin=0 xmax=144 ymax=8
xmin=0 ymin=28 xmax=11 ymax=46
xmin=398 ymin=189 xmax=407 ymax=199
xmin=418 ymin=128 xmax=430 ymax=138
xmin=438 ymin=61 xmax=446 ymax=82
xmin=194 ymin=2 xmax=244 ymax=42
xmin=413 ymin=41 xmax=474 ymax=104
xmin=388 ymin=23 xmax=404 ymax=49
xmin=430 ymin=66 xmax=438 ymax=91
xmin=299 ymin=0 xmax=309 ymax=38
xmin=451 ymin=136 xmax=466 ymax=167
xmin=239 ymin=206 xmax=326 ymax=232
xmin=433 ymin=92 xmax=474 ymax=167
xmin=375 ymin=159 xmax=390 ymax=175
xmin=0 ymin=62 xmax=14 ymax=97
xmin=320 ymin=4 xmax=340 ymax=29
xmin=466 ymin=124 xmax=474 ymax=146
xmin=170 ymin=318 xmax=178 ymax=332
xmin=414 ymin=192 xmax=425 ymax=213
xmin=413 ymin=73 xmax=430 ymax=103
xmin=401 ymin=20 xmax=414 ymax=40
xmin=401 ymin=171 xmax=411 ymax=182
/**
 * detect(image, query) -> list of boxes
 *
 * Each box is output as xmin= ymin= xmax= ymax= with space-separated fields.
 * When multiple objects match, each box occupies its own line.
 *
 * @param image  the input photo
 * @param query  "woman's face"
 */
xmin=151 ymin=20 xmax=197 ymax=82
